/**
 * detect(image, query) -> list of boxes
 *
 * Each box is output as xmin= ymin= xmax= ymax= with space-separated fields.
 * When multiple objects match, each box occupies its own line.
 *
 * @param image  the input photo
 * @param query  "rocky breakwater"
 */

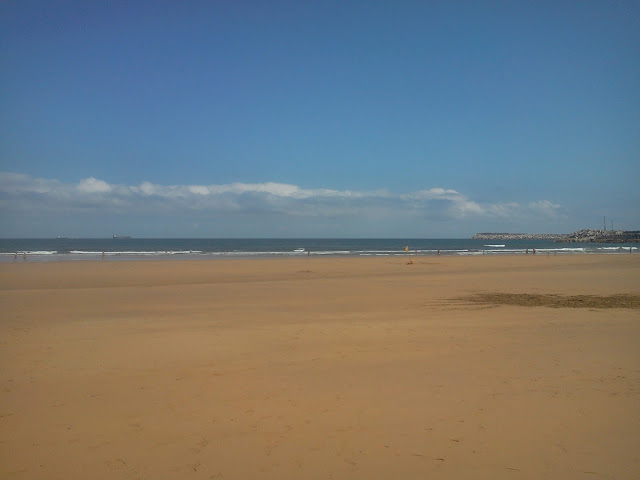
xmin=472 ymin=233 xmax=565 ymax=240
xmin=556 ymin=229 xmax=640 ymax=243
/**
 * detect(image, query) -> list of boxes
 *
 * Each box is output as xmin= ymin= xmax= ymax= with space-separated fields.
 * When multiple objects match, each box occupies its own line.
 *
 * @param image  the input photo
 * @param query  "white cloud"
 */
xmin=0 ymin=172 xmax=62 ymax=194
xmin=528 ymin=200 xmax=560 ymax=211
xmin=0 ymin=172 xmax=563 ymax=228
xmin=188 ymin=185 xmax=210 ymax=195
xmin=406 ymin=188 xmax=461 ymax=200
xmin=77 ymin=177 xmax=112 ymax=194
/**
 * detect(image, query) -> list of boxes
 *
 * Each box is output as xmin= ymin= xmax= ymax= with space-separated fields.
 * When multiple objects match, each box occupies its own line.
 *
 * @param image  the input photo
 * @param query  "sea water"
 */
xmin=0 ymin=238 xmax=637 ymax=262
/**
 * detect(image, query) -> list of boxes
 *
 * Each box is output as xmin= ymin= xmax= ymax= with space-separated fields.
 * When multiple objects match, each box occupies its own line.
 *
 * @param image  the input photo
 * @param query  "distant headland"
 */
xmin=472 ymin=230 xmax=640 ymax=243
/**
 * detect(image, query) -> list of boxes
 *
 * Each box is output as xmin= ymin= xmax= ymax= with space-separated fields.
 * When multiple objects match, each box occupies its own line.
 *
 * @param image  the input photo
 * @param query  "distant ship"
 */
xmin=112 ymin=235 xmax=132 ymax=239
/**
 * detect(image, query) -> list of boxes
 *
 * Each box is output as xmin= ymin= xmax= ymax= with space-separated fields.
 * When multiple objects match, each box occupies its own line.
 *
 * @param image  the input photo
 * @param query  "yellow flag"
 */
xmin=405 ymin=245 xmax=409 ymax=252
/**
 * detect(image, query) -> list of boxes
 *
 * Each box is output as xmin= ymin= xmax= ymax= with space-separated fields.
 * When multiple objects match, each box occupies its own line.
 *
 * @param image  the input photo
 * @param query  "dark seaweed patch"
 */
xmin=459 ymin=293 xmax=640 ymax=309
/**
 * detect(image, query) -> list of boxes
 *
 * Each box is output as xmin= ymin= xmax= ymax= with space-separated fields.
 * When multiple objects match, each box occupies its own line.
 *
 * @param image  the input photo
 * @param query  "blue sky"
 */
xmin=1 ymin=1 xmax=638 ymax=237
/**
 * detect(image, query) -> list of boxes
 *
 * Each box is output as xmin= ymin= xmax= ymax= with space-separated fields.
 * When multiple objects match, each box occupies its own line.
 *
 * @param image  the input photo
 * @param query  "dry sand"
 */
xmin=1 ymin=255 xmax=639 ymax=479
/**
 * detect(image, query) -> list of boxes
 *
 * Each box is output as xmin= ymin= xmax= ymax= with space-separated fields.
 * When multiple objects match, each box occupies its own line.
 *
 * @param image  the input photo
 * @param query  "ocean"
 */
xmin=0 ymin=238 xmax=637 ymax=262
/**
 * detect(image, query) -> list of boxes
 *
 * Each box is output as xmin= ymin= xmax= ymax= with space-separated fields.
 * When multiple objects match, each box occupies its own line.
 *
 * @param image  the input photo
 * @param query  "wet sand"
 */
xmin=1 ymin=255 xmax=639 ymax=479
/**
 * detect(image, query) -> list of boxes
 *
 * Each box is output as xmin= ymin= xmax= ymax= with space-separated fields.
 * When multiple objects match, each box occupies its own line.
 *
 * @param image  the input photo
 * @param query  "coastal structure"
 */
xmin=472 ymin=233 xmax=564 ymax=240
xmin=558 ymin=229 xmax=640 ymax=243
xmin=473 ymin=230 xmax=640 ymax=243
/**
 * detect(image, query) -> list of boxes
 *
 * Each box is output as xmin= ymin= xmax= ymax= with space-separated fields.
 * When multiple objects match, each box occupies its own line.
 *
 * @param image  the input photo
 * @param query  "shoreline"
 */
xmin=1 ymin=238 xmax=638 ymax=263
xmin=1 ymin=247 xmax=637 ymax=263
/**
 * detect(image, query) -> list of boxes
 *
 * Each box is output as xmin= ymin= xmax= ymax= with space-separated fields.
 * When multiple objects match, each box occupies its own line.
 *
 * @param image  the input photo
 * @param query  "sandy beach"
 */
xmin=1 ymin=255 xmax=639 ymax=479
